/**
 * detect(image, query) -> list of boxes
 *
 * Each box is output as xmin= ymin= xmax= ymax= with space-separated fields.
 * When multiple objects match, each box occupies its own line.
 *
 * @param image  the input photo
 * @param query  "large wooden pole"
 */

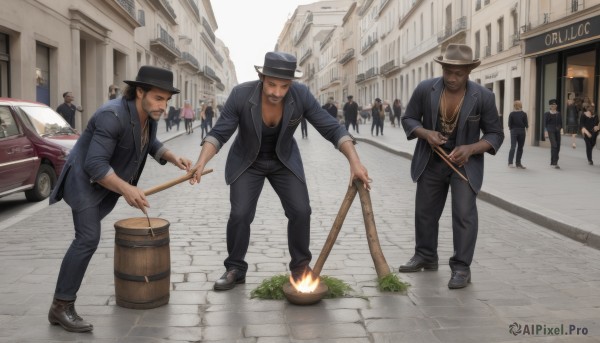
xmin=354 ymin=180 xmax=391 ymax=278
xmin=312 ymin=185 xmax=358 ymax=276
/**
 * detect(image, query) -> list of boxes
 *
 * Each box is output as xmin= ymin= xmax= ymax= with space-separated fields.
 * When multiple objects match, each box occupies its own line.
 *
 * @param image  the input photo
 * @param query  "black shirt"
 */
xmin=56 ymin=103 xmax=76 ymax=127
xmin=508 ymin=111 xmax=528 ymax=130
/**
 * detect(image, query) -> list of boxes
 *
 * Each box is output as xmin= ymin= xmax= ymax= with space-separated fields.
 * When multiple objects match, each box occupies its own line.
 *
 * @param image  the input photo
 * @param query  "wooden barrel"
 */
xmin=114 ymin=217 xmax=170 ymax=309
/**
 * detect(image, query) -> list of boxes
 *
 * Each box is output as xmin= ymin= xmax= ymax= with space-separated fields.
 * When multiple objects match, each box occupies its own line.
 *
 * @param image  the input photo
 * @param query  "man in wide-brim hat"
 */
xmin=399 ymin=44 xmax=504 ymax=289
xmin=47 ymin=66 xmax=192 ymax=333
xmin=189 ymin=51 xmax=371 ymax=291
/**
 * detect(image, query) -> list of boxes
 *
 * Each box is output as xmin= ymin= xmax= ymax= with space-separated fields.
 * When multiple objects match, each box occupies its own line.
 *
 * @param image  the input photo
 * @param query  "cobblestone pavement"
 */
xmin=0 ymin=125 xmax=599 ymax=342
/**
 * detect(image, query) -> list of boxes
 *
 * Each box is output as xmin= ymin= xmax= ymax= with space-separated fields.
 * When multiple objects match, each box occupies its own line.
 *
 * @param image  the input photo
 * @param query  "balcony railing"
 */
xmin=115 ymin=0 xmax=135 ymax=18
xmin=338 ymin=48 xmax=355 ymax=65
xmin=299 ymin=48 xmax=312 ymax=65
xmin=293 ymin=12 xmax=313 ymax=46
xmin=510 ymin=33 xmax=520 ymax=46
xmin=437 ymin=16 xmax=467 ymax=43
xmin=380 ymin=59 xmax=399 ymax=75
xmin=186 ymin=0 xmax=200 ymax=22
xmin=358 ymin=0 xmax=374 ymax=16
xmin=180 ymin=52 xmax=199 ymax=71
xmin=361 ymin=34 xmax=378 ymax=54
xmin=202 ymin=17 xmax=216 ymax=43
xmin=216 ymin=82 xmax=225 ymax=91
xmin=150 ymin=26 xmax=181 ymax=60
xmin=148 ymin=0 xmax=177 ymax=24
xmin=204 ymin=66 xmax=220 ymax=83
xmin=356 ymin=73 xmax=365 ymax=83
xmin=365 ymin=67 xmax=378 ymax=79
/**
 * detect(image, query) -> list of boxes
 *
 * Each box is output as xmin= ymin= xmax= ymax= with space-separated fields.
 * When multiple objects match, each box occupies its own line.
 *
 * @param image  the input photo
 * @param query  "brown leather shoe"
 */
xmin=48 ymin=298 xmax=93 ymax=332
xmin=213 ymin=269 xmax=246 ymax=291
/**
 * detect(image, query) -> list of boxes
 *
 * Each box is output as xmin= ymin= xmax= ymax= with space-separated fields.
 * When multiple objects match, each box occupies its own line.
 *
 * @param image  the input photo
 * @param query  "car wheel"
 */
xmin=25 ymin=164 xmax=56 ymax=202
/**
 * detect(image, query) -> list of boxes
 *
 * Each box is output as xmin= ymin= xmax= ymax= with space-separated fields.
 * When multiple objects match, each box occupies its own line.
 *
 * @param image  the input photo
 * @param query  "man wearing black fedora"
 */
xmin=190 ymin=51 xmax=371 ymax=291
xmin=47 ymin=66 xmax=192 ymax=332
xmin=400 ymin=44 xmax=504 ymax=289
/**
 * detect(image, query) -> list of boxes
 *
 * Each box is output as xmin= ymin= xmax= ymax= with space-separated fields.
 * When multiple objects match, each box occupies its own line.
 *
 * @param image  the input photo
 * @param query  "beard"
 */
xmin=141 ymin=96 xmax=164 ymax=121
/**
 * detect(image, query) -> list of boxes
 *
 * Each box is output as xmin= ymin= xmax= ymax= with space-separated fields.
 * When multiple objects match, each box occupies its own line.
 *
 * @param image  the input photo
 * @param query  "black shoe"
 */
xmin=398 ymin=256 xmax=438 ymax=273
xmin=48 ymin=299 xmax=93 ymax=332
xmin=448 ymin=270 xmax=471 ymax=289
xmin=213 ymin=269 xmax=246 ymax=291
xmin=516 ymin=164 xmax=526 ymax=169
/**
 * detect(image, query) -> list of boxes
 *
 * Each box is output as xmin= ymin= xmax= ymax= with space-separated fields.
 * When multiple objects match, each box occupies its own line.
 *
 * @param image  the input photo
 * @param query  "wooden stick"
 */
xmin=312 ymin=184 xmax=358 ymax=277
xmin=354 ymin=180 xmax=392 ymax=278
xmin=144 ymin=168 xmax=213 ymax=196
xmin=432 ymin=146 xmax=468 ymax=182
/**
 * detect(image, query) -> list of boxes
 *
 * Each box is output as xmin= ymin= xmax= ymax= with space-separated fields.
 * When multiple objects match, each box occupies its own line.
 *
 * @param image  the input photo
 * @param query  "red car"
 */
xmin=0 ymin=98 xmax=79 ymax=201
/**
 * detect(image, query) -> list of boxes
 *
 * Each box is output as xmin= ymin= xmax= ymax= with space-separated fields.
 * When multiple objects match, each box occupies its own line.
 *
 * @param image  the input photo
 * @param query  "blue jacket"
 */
xmin=50 ymin=98 xmax=167 ymax=211
xmin=401 ymin=77 xmax=504 ymax=193
xmin=203 ymin=80 xmax=352 ymax=184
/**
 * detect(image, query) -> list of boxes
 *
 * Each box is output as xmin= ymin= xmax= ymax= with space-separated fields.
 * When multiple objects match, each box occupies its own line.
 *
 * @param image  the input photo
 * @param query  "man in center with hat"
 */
xmin=47 ymin=66 xmax=193 ymax=332
xmin=399 ymin=44 xmax=504 ymax=289
xmin=190 ymin=51 xmax=370 ymax=291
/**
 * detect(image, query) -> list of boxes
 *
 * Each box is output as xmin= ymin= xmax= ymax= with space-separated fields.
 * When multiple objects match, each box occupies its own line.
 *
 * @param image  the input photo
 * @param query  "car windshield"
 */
xmin=19 ymin=105 xmax=76 ymax=137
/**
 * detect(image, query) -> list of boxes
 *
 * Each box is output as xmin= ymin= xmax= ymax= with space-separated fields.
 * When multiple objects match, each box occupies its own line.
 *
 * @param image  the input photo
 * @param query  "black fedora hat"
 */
xmin=255 ymin=52 xmax=303 ymax=80
xmin=124 ymin=66 xmax=180 ymax=94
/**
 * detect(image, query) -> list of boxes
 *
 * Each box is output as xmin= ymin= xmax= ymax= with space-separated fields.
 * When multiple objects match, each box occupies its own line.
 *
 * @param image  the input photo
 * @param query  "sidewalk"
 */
xmin=351 ymin=121 xmax=600 ymax=250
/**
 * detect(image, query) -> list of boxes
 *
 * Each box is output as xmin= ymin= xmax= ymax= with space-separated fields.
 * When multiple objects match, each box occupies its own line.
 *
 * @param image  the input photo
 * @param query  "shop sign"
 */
xmin=524 ymin=16 xmax=599 ymax=55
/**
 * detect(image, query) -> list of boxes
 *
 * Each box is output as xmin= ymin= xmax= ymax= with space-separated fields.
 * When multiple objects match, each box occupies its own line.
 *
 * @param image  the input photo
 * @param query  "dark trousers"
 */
xmin=54 ymin=197 xmax=116 ymax=301
xmin=300 ymin=118 xmax=308 ymax=138
xmin=225 ymin=157 xmax=312 ymax=274
xmin=584 ymin=133 xmax=598 ymax=162
xmin=164 ymin=118 xmax=171 ymax=131
xmin=414 ymin=154 xmax=478 ymax=271
xmin=508 ymin=129 xmax=526 ymax=165
xmin=547 ymin=130 xmax=561 ymax=165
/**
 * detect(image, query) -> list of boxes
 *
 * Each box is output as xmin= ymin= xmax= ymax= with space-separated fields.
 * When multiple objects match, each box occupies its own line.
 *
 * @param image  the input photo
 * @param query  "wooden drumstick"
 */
xmin=432 ymin=146 xmax=468 ymax=182
xmin=144 ymin=168 xmax=213 ymax=196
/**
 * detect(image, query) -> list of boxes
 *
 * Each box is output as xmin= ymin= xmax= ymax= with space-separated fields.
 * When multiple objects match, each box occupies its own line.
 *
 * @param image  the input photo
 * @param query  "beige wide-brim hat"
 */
xmin=434 ymin=44 xmax=481 ymax=69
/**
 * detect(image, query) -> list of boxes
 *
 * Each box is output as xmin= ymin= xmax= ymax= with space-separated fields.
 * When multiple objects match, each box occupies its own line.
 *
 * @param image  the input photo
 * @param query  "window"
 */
xmin=35 ymin=43 xmax=50 ymax=105
xmin=0 ymin=33 xmax=9 ymax=97
xmin=0 ymin=107 xmax=19 ymax=138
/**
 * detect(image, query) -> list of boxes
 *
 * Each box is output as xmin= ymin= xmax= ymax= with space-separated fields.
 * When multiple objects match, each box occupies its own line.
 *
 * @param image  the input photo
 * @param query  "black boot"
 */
xmin=48 ymin=298 xmax=93 ymax=332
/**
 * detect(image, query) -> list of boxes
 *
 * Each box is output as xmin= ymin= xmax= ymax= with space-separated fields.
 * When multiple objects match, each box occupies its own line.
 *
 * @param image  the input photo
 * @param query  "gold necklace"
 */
xmin=440 ymin=88 xmax=465 ymax=135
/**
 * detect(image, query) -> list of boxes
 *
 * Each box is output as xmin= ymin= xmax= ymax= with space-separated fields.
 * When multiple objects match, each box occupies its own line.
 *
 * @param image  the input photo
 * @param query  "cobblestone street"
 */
xmin=0 ymin=127 xmax=599 ymax=342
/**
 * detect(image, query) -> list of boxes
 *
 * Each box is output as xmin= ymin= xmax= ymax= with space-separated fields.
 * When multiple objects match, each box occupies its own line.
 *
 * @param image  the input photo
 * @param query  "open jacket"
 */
xmin=203 ymin=80 xmax=352 ymax=185
xmin=50 ymin=98 xmax=167 ymax=211
xmin=401 ymin=77 xmax=504 ymax=193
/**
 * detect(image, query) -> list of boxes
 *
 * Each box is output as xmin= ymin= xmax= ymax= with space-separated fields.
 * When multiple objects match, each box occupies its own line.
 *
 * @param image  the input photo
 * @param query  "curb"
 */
xmin=356 ymin=137 xmax=600 ymax=251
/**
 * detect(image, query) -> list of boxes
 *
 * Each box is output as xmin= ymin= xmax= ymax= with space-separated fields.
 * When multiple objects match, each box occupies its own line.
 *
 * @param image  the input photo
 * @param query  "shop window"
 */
xmin=36 ymin=43 xmax=50 ymax=106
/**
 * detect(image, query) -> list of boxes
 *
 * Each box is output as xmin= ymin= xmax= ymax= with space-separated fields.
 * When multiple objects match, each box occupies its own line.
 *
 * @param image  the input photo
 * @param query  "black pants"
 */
xmin=300 ymin=118 xmax=308 ymax=137
xmin=584 ymin=133 xmax=598 ymax=162
xmin=508 ymin=129 xmax=526 ymax=165
xmin=225 ymin=157 xmax=312 ymax=274
xmin=54 ymin=196 xmax=117 ymax=301
xmin=414 ymin=154 xmax=478 ymax=271
xmin=547 ymin=130 xmax=561 ymax=165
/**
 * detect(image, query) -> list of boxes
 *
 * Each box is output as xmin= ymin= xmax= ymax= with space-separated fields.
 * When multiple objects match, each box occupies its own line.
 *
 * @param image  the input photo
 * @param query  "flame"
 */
xmin=290 ymin=271 xmax=320 ymax=293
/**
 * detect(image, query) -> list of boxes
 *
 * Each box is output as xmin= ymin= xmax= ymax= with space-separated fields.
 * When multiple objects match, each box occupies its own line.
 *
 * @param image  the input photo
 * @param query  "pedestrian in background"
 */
xmin=507 ymin=100 xmax=528 ymax=169
xmin=322 ymin=96 xmax=338 ymax=119
xmin=168 ymin=105 xmax=180 ymax=131
xmin=108 ymin=84 xmax=120 ymax=100
xmin=580 ymin=103 xmax=599 ymax=165
xmin=393 ymin=99 xmax=402 ymax=127
xmin=47 ymin=66 xmax=192 ymax=333
xmin=188 ymin=51 xmax=370 ymax=291
xmin=56 ymin=91 xmax=83 ymax=128
xmin=343 ymin=95 xmax=359 ymax=133
xmin=181 ymin=100 xmax=195 ymax=134
xmin=371 ymin=98 xmax=383 ymax=136
xmin=399 ymin=44 xmax=504 ymax=289
xmin=204 ymin=101 xmax=215 ymax=130
xmin=565 ymin=98 xmax=580 ymax=149
xmin=544 ymin=99 xmax=562 ymax=169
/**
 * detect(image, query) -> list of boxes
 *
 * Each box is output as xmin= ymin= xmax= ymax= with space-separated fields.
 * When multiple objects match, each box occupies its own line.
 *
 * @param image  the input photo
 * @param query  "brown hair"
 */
xmin=122 ymin=85 xmax=151 ymax=101
xmin=513 ymin=100 xmax=522 ymax=111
